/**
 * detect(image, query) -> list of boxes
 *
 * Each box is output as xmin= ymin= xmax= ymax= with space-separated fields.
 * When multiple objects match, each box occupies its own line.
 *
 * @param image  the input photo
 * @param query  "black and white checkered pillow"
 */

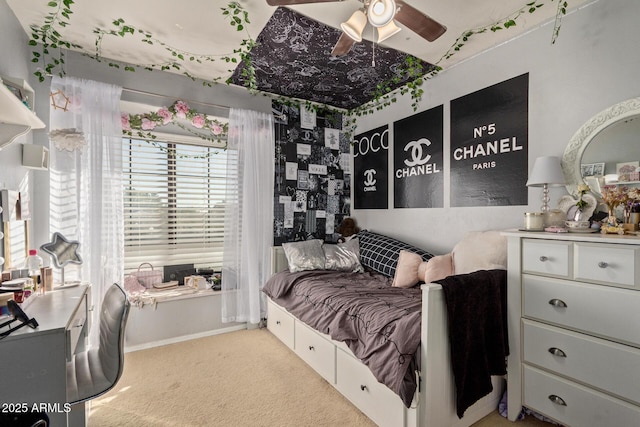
xmin=356 ymin=230 xmax=434 ymax=278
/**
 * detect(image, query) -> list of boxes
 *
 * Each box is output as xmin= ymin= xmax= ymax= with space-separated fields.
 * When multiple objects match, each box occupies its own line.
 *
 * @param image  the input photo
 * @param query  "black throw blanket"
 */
xmin=436 ymin=269 xmax=509 ymax=419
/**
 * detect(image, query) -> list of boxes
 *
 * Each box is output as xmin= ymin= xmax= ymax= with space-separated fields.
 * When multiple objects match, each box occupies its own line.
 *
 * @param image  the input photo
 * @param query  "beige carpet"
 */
xmin=89 ymin=329 xmax=551 ymax=427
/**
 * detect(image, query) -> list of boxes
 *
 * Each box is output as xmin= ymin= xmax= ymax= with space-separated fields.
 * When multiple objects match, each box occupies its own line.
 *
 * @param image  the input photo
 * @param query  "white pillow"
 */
xmin=282 ymin=239 xmax=326 ymax=272
xmin=420 ymin=253 xmax=454 ymax=283
xmin=324 ymin=238 xmax=364 ymax=273
xmin=451 ymin=231 xmax=507 ymax=275
xmin=392 ymin=250 xmax=425 ymax=288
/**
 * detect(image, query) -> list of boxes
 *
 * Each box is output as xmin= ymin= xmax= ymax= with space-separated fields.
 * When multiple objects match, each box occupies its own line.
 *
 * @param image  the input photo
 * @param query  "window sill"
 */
xmin=128 ymin=287 xmax=221 ymax=308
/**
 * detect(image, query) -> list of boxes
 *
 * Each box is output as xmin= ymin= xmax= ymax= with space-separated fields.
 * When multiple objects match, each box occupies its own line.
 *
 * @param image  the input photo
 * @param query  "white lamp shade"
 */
xmin=377 ymin=20 xmax=401 ymax=42
xmin=526 ymin=156 xmax=566 ymax=187
xmin=367 ymin=0 xmax=396 ymax=28
xmin=340 ymin=10 xmax=367 ymax=42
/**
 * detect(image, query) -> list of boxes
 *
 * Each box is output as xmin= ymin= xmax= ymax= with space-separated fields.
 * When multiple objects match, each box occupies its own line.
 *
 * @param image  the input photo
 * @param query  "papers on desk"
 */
xmin=0 ymin=278 xmax=27 ymax=291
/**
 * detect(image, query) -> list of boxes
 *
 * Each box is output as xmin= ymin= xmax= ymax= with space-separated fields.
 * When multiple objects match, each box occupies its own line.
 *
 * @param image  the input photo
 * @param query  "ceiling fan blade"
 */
xmin=266 ymin=0 xmax=343 ymax=6
xmin=331 ymin=32 xmax=356 ymax=57
xmin=395 ymin=0 xmax=447 ymax=42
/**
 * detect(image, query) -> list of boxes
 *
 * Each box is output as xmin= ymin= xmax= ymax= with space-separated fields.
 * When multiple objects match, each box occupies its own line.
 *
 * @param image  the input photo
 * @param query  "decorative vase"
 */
xmin=607 ymin=208 xmax=618 ymax=225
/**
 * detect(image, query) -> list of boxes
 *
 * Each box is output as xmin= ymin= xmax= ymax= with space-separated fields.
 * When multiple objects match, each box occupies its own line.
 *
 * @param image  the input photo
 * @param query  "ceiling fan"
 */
xmin=266 ymin=0 xmax=447 ymax=56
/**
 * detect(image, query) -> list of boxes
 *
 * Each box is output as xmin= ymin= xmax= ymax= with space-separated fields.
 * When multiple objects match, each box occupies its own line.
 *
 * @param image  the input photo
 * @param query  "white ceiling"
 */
xmin=7 ymin=0 xmax=591 ymax=106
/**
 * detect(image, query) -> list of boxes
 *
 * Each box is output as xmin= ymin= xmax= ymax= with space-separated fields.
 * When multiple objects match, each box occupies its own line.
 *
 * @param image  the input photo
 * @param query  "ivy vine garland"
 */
xmin=29 ymin=0 xmax=569 ymax=140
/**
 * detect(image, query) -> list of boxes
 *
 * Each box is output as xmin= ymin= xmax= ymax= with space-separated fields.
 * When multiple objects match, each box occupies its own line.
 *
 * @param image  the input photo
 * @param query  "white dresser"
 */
xmin=503 ymin=231 xmax=640 ymax=426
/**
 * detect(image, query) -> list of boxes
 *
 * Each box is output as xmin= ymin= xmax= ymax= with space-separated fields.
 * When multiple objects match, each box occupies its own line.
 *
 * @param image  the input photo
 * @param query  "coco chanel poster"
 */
xmin=394 ymin=105 xmax=444 ymax=208
xmin=450 ymin=73 xmax=529 ymax=207
xmin=353 ymin=125 xmax=389 ymax=209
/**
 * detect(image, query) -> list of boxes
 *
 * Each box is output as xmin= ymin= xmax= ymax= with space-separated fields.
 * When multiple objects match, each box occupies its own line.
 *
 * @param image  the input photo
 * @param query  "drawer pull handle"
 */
xmin=548 ymin=347 xmax=567 ymax=358
xmin=548 ymin=298 xmax=567 ymax=308
xmin=308 ymin=346 xmax=315 ymax=351
xmin=598 ymin=261 xmax=608 ymax=269
xmin=548 ymin=395 xmax=567 ymax=406
xmin=276 ymin=320 xmax=281 ymax=325
xmin=539 ymin=256 xmax=549 ymax=262
xmin=360 ymin=385 xmax=367 ymax=391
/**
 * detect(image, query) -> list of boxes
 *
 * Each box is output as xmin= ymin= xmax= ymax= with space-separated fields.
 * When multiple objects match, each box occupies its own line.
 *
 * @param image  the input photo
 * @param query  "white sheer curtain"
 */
xmin=222 ymin=109 xmax=274 ymax=325
xmin=49 ymin=76 xmax=124 ymax=346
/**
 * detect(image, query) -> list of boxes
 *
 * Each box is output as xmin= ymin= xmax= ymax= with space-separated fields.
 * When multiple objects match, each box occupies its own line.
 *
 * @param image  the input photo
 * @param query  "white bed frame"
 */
xmin=268 ymin=247 xmax=504 ymax=427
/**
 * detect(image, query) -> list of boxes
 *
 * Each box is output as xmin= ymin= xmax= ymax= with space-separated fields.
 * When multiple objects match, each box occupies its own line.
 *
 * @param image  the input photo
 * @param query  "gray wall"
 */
xmin=352 ymin=0 xmax=639 ymax=253
xmin=3 ymin=0 xmax=638 ymax=257
xmin=0 ymin=1 xmax=42 ymax=268
xmin=0 ymin=1 xmax=36 ymax=197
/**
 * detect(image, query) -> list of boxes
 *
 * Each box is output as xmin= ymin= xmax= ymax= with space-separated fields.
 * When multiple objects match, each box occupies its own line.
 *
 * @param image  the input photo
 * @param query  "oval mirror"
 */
xmin=562 ymin=97 xmax=640 ymax=199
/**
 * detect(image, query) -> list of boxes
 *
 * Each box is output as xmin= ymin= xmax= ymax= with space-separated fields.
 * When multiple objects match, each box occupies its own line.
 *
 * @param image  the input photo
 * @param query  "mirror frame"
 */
xmin=562 ymin=97 xmax=640 ymax=197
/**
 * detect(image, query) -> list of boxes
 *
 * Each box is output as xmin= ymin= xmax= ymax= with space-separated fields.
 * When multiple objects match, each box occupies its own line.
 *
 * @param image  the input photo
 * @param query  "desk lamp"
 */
xmin=526 ymin=156 xmax=566 ymax=219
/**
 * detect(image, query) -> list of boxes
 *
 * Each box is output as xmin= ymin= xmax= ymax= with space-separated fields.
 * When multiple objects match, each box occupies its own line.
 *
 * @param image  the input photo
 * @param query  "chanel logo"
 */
xmin=300 ymin=130 xmax=314 ymax=141
xmin=403 ymin=138 xmax=432 ymax=167
xmin=363 ymin=169 xmax=377 ymax=187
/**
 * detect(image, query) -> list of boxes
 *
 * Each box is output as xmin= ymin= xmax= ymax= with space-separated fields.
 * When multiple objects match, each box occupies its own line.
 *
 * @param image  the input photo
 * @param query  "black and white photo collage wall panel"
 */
xmin=273 ymin=101 xmax=351 ymax=245
xmin=352 ymin=73 xmax=529 ymax=210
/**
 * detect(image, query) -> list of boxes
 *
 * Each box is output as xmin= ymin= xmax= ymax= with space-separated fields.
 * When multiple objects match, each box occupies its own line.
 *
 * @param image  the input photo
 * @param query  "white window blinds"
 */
xmin=123 ymin=137 xmax=233 ymax=274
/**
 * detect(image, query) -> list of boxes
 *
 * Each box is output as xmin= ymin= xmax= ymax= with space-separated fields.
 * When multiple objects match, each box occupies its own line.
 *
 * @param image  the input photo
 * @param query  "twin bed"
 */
xmin=263 ymin=231 xmax=507 ymax=427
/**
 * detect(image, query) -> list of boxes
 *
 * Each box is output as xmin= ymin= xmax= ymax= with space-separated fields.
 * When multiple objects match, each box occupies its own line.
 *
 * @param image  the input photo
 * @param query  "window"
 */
xmin=123 ymin=136 xmax=234 ymax=275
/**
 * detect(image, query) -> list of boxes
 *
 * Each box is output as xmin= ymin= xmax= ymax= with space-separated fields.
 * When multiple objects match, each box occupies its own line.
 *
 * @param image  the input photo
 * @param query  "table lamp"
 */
xmin=526 ymin=156 xmax=566 ymax=214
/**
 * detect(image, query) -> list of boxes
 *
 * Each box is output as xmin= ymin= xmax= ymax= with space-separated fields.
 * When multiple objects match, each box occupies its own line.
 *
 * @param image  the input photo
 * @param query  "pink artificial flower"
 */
xmin=121 ymin=113 xmax=131 ymax=131
xmin=141 ymin=118 xmax=156 ymax=130
xmin=211 ymin=123 xmax=223 ymax=135
xmin=192 ymin=114 xmax=206 ymax=129
xmin=157 ymin=107 xmax=173 ymax=125
xmin=174 ymin=100 xmax=190 ymax=119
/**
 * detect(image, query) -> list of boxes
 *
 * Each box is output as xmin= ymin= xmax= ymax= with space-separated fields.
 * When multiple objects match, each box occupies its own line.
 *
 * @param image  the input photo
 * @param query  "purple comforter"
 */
xmin=262 ymin=270 xmax=421 ymax=407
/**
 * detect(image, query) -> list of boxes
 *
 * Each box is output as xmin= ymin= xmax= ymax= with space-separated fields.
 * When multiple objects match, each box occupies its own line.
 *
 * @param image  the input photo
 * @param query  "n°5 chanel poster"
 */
xmin=450 ymin=73 xmax=529 ymax=207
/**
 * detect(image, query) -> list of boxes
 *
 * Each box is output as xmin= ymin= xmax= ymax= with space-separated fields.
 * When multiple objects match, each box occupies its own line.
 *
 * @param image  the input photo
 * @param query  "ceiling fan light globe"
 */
xmin=340 ymin=10 xmax=367 ymax=42
xmin=367 ymin=0 xmax=396 ymax=28
xmin=377 ymin=20 xmax=401 ymax=42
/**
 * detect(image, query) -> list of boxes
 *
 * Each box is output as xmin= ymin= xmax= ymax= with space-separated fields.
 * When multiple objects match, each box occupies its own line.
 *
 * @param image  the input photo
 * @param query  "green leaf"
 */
xmin=47 ymin=1 xmax=58 ymax=6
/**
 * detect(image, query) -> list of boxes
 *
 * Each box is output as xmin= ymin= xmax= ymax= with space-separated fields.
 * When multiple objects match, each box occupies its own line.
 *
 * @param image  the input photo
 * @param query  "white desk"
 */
xmin=0 ymin=285 xmax=90 ymax=426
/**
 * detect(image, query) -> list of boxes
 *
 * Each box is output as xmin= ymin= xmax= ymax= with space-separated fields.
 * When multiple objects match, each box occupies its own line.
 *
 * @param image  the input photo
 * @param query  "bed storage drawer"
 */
xmin=294 ymin=321 xmax=335 ymax=383
xmin=336 ymin=348 xmax=404 ymax=427
xmin=523 ymin=320 xmax=640 ymax=405
xmin=267 ymin=299 xmax=295 ymax=349
xmin=523 ymin=365 xmax=640 ymax=427
xmin=522 ymin=239 xmax=571 ymax=278
xmin=522 ymin=275 xmax=640 ymax=347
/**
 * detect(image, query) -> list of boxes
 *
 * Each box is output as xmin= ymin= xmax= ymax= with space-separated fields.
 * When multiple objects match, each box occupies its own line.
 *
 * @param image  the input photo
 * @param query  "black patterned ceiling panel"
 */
xmin=230 ymin=7 xmax=435 ymax=110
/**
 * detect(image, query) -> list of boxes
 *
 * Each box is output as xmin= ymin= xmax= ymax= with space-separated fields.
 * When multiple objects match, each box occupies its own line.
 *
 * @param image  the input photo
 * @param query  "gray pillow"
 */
xmin=323 ymin=238 xmax=363 ymax=273
xmin=282 ymin=239 xmax=326 ymax=272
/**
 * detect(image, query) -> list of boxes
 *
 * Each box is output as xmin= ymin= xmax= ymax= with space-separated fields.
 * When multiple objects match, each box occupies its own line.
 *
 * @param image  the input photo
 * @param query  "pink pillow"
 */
xmin=420 ymin=253 xmax=454 ymax=283
xmin=392 ymin=250 xmax=426 ymax=288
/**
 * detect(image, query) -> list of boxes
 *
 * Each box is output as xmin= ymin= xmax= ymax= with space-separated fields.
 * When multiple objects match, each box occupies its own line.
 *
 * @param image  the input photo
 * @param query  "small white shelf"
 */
xmin=22 ymin=143 xmax=49 ymax=170
xmin=0 ymin=76 xmax=46 ymax=150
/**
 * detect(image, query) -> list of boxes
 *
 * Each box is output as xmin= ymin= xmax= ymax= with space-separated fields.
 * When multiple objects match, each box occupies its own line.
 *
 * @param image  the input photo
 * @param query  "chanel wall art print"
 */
xmin=393 ymin=106 xmax=444 ymax=208
xmin=450 ymin=73 xmax=529 ymax=207
xmin=353 ymin=125 xmax=389 ymax=210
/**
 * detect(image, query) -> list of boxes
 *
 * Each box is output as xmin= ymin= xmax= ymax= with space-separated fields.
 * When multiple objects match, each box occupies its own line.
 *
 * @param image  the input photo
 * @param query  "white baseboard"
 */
xmin=125 ymin=324 xmax=247 ymax=353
